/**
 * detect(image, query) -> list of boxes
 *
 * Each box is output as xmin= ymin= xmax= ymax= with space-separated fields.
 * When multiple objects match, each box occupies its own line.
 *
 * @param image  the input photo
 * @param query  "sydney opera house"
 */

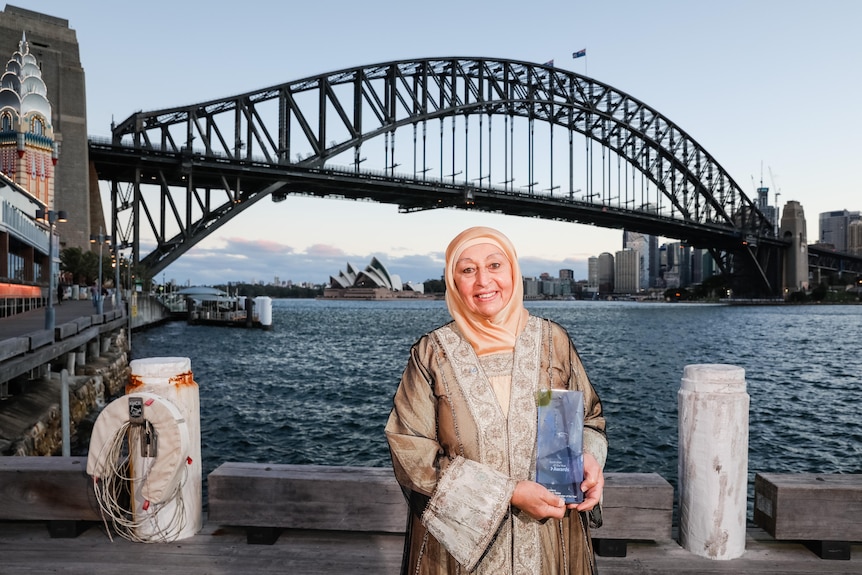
xmin=323 ymin=257 xmax=427 ymax=299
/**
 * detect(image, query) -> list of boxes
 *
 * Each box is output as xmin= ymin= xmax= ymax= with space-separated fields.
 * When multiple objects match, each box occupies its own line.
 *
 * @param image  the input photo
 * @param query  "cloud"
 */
xmin=156 ymin=234 xmax=591 ymax=287
xmin=158 ymin=237 xmax=450 ymax=286
xmin=306 ymin=243 xmax=347 ymax=258
xmin=227 ymin=237 xmax=296 ymax=254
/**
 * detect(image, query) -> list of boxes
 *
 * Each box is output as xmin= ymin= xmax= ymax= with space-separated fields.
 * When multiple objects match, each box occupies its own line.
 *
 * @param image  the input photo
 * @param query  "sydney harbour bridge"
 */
xmin=87 ymin=57 xmax=862 ymax=296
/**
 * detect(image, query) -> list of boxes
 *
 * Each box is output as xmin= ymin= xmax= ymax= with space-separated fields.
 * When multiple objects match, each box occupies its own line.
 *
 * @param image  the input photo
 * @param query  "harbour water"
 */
xmin=130 ymin=299 xmax=862 ymax=518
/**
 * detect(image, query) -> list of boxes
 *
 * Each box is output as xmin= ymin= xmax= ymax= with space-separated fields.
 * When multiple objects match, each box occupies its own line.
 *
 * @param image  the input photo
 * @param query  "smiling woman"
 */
xmin=451 ymin=243 xmax=513 ymax=318
xmin=385 ymin=226 xmax=607 ymax=575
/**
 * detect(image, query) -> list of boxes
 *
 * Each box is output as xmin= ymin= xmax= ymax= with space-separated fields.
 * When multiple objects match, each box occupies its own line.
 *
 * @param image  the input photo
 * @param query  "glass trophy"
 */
xmin=535 ymin=389 xmax=584 ymax=504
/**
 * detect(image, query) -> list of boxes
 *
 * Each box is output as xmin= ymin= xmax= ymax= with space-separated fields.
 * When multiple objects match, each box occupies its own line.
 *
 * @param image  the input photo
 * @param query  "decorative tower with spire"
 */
xmin=0 ymin=32 xmax=58 ymax=209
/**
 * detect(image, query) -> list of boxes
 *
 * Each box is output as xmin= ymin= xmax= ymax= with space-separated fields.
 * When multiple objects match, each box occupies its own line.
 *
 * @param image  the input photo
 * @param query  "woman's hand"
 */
xmin=572 ymin=451 xmax=604 ymax=512
xmin=512 ymin=452 xmax=603 ymax=519
xmin=511 ymin=480 xmax=566 ymax=520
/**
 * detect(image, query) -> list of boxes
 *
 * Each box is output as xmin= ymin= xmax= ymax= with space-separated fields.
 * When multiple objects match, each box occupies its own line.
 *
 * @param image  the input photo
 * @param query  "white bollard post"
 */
xmin=678 ymin=363 xmax=749 ymax=560
xmin=255 ymin=296 xmax=273 ymax=329
xmin=128 ymin=357 xmax=202 ymax=541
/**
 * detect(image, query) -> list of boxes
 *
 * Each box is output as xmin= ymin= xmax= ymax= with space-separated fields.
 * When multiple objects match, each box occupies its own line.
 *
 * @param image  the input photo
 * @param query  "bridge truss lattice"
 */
xmin=91 ymin=57 xmax=784 ymax=293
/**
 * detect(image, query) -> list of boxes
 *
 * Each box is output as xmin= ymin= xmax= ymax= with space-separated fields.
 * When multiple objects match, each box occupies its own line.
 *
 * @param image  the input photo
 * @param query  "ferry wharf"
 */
xmin=1 ymin=305 xmax=860 ymax=574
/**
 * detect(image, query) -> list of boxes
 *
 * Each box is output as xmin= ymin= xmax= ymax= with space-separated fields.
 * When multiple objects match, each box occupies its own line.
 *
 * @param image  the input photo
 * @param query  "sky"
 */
xmin=17 ymin=0 xmax=862 ymax=286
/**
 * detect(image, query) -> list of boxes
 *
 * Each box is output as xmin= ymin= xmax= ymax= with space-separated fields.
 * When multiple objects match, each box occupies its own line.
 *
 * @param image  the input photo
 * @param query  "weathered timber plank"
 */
xmin=207 ymin=464 xmax=674 ymax=542
xmin=754 ymin=473 xmax=862 ymax=541
xmin=593 ymin=472 xmax=674 ymax=541
xmin=0 ymin=316 xmax=127 ymax=383
xmin=56 ymin=321 xmax=78 ymax=340
xmin=0 ymin=336 xmax=29 ymax=362
xmin=0 ymin=521 xmax=406 ymax=575
xmin=27 ymin=328 xmax=54 ymax=351
xmin=0 ymin=456 xmax=101 ymax=521
xmin=207 ymin=463 xmax=407 ymax=533
xmin=2 ymin=520 xmax=860 ymax=575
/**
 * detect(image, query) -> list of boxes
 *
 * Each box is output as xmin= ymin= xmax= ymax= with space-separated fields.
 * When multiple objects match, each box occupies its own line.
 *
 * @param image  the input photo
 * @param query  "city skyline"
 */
xmin=20 ymin=0 xmax=862 ymax=286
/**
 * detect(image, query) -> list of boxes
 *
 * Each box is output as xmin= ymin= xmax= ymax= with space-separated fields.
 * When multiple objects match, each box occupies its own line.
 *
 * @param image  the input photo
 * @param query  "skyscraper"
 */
xmin=819 ymin=210 xmax=861 ymax=253
xmin=663 ymin=242 xmax=691 ymax=289
xmin=614 ymin=248 xmax=639 ymax=294
xmin=597 ymin=252 xmax=614 ymax=295
xmin=848 ymin=221 xmax=862 ymax=256
xmin=587 ymin=256 xmax=599 ymax=289
xmin=623 ymin=229 xmax=659 ymax=290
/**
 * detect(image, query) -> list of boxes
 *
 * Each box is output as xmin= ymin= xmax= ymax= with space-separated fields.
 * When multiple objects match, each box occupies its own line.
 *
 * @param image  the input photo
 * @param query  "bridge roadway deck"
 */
xmin=1 ymin=519 xmax=859 ymax=574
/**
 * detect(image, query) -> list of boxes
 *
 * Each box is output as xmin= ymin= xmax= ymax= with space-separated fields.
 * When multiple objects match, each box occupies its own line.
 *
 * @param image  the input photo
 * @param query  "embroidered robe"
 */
xmin=385 ymin=316 xmax=607 ymax=575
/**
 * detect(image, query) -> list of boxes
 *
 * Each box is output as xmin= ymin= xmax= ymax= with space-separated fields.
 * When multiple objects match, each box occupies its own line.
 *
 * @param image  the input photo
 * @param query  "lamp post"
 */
xmin=114 ymin=242 xmax=122 ymax=309
xmin=35 ymin=209 xmax=67 ymax=331
xmin=90 ymin=226 xmax=111 ymax=314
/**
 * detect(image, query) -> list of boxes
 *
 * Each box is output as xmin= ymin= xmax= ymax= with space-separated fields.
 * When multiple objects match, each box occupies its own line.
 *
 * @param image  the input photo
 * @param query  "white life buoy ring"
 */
xmin=87 ymin=392 xmax=190 ymax=505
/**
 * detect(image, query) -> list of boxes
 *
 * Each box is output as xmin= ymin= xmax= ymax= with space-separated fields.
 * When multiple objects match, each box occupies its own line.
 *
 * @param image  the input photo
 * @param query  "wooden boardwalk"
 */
xmin=3 ymin=306 xmax=860 ymax=573
xmin=1 ymin=519 xmax=859 ymax=574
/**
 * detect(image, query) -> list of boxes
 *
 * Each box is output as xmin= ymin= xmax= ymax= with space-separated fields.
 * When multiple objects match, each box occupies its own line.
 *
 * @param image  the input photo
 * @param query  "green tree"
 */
xmin=59 ymin=247 xmax=85 ymax=284
xmin=692 ymin=274 xmax=731 ymax=300
xmin=59 ymin=246 xmax=114 ymax=286
xmin=423 ymin=278 xmax=445 ymax=294
xmin=787 ymin=290 xmax=808 ymax=303
xmin=810 ymin=283 xmax=828 ymax=302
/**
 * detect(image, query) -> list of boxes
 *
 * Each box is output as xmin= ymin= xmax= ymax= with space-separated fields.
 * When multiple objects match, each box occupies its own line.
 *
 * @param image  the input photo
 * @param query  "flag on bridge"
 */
xmin=572 ymin=49 xmax=586 ymax=59
xmin=544 ymin=59 xmax=554 ymax=67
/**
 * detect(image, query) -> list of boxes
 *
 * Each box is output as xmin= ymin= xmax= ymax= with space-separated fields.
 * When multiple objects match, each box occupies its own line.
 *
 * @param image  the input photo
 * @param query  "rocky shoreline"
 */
xmin=0 ymin=330 xmax=129 ymax=456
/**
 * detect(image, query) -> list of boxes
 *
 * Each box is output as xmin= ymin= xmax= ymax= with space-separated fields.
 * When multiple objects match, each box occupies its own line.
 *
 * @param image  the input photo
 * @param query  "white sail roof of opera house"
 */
xmin=330 ymin=257 xmax=403 ymax=291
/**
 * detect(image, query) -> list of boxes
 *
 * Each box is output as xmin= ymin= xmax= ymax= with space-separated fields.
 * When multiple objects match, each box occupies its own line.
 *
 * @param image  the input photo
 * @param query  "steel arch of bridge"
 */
xmin=91 ymin=57 xmax=783 ymax=292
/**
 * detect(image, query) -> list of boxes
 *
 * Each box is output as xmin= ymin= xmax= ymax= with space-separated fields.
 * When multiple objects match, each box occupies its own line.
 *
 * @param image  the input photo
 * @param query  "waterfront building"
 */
xmin=0 ymin=170 xmax=47 ymax=296
xmin=597 ymin=252 xmax=614 ymax=295
xmin=623 ymin=229 xmax=659 ymax=290
xmin=0 ymin=28 xmax=59 ymax=302
xmin=663 ymin=242 xmax=691 ymax=289
xmin=558 ymin=269 xmax=575 ymax=296
xmin=849 ymin=220 xmax=862 ymax=256
xmin=614 ymin=248 xmax=639 ymax=294
xmin=587 ymin=256 xmax=599 ymax=291
xmin=537 ymin=273 xmax=563 ymax=297
xmin=0 ymin=6 xmax=92 ymax=252
xmin=0 ymin=33 xmax=57 ymax=211
xmin=818 ymin=209 xmax=861 ymax=253
xmin=691 ymin=248 xmax=717 ymax=285
xmin=523 ymin=276 xmax=540 ymax=298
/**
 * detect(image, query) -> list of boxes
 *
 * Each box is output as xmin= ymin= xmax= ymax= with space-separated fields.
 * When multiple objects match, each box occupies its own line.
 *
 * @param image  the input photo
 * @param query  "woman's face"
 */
xmin=453 ymin=242 xmax=513 ymax=319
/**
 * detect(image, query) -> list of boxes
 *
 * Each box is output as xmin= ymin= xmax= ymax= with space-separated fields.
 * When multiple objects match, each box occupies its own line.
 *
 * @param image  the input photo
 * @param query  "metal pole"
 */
xmin=97 ymin=226 xmax=104 ymax=314
xmin=127 ymin=257 xmax=133 ymax=350
xmin=114 ymin=243 xmax=122 ymax=309
xmin=61 ymin=368 xmax=70 ymax=456
xmin=45 ymin=219 xmax=55 ymax=331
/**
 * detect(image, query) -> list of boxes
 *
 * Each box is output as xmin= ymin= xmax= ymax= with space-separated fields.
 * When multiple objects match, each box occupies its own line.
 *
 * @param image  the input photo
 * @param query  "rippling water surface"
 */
xmin=131 ymin=299 xmax=862 ymax=516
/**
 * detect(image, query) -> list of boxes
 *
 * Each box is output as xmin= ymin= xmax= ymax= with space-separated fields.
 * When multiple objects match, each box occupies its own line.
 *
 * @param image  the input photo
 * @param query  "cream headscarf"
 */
xmin=444 ymin=226 xmax=529 ymax=356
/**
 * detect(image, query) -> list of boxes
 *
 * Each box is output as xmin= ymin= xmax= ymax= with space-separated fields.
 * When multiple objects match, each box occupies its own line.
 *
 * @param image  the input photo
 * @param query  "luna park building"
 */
xmin=0 ymin=31 xmax=59 ymax=310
